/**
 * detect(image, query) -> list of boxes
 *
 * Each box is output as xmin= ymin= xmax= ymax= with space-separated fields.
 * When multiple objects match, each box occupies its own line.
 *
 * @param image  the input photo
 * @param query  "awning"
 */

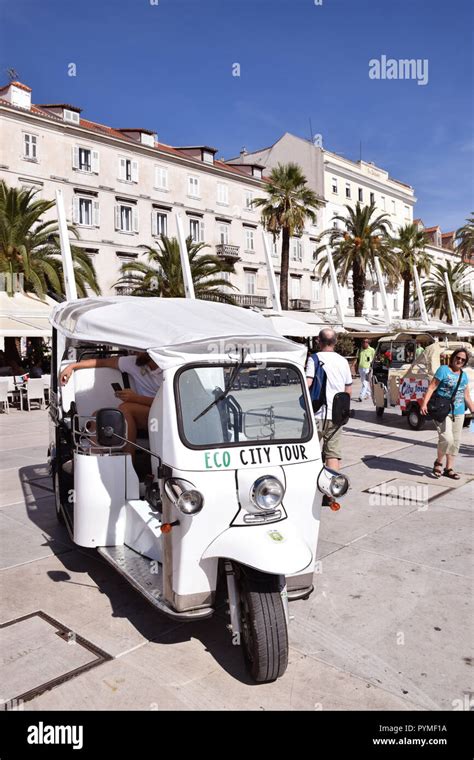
xmin=0 ymin=292 xmax=56 ymax=339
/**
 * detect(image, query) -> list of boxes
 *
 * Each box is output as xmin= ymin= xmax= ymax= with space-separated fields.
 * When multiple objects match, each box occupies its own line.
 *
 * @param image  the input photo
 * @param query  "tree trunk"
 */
xmin=402 ymin=273 xmax=411 ymax=319
xmin=352 ymin=260 xmax=366 ymax=317
xmin=280 ymin=226 xmax=290 ymax=311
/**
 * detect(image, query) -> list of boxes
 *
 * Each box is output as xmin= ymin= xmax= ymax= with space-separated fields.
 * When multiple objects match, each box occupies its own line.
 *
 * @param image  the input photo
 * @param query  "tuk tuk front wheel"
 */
xmin=407 ymin=405 xmax=425 ymax=430
xmin=236 ymin=565 xmax=288 ymax=683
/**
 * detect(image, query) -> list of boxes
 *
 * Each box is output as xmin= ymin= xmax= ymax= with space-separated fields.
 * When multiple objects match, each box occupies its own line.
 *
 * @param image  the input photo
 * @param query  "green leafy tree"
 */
xmin=253 ymin=163 xmax=321 ymax=310
xmin=423 ymin=261 xmax=473 ymax=322
xmin=116 ymin=235 xmax=237 ymax=302
xmin=455 ymin=213 xmax=474 ymax=264
xmin=392 ymin=223 xmax=430 ymax=318
xmin=0 ymin=181 xmax=100 ymax=298
xmin=316 ymin=202 xmax=396 ymax=317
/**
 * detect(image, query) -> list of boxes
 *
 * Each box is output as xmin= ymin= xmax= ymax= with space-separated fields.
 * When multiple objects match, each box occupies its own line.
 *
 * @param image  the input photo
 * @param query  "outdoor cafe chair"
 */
xmin=22 ymin=378 xmax=45 ymax=411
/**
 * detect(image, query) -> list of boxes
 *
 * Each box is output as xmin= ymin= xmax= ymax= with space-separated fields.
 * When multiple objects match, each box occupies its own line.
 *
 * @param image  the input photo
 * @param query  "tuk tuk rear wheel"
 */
xmin=407 ymin=405 xmax=425 ymax=430
xmin=236 ymin=566 xmax=288 ymax=683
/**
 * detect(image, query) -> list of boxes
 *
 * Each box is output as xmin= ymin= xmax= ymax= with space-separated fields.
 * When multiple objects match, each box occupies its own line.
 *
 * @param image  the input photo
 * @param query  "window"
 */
xmin=291 ymin=238 xmax=303 ymax=261
xmin=152 ymin=211 xmax=167 ymax=236
xmin=370 ymin=192 xmax=375 ymax=204
xmin=311 ymin=279 xmax=320 ymax=303
xmin=345 ymin=183 xmax=351 ymax=199
xmin=218 ymin=223 xmax=230 ymax=244
xmin=64 ymin=109 xmax=80 ymax=124
xmin=393 ymin=294 xmax=399 ymax=311
xmin=155 ymin=166 xmax=168 ymax=190
xmin=358 ymin=188 xmax=363 ymax=202
xmin=203 ymin=150 xmax=214 ymax=164
xmin=245 ymin=190 xmax=254 ymax=209
xmin=291 ymin=277 xmax=301 ymax=300
xmin=381 ymin=195 xmax=386 ymax=210
xmin=245 ymin=228 xmax=255 ymax=251
xmin=331 ymin=177 xmax=338 ymax=194
xmin=119 ymin=157 xmax=138 ymax=182
xmin=73 ymin=195 xmax=99 ymax=226
xmin=115 ymin=203 xmax=138 ymax=233
xmin=217 ymin=183 xmax=229 ymax=205
xmin=245 ymin=271 xmax=256 ymax=295
xmin=23 ymin=133 xmax=37 ymax=160
xmin=391 ymin=200 xmax=396 ymax=215
xmin=348 ymin=295 xmax=354 ymax=308
xmin=271 ymin=237 xmax=279 ymax=257
xmin=372 ymin=291 xmax=378 ymax=310
xmin=189 ymin=217 xmax=204 ymax=243
xmin=404 ymin=205 xmax=410 ymax=220
xmin=73 ymin=146 xmax=99 ymax=173
xmin=188 ymin=176 xmax=200 ymax=197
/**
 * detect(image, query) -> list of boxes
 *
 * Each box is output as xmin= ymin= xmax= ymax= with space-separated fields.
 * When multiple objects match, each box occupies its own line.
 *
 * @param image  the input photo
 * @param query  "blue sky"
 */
xmin=1 ymin=0 xmax=473 ymax=231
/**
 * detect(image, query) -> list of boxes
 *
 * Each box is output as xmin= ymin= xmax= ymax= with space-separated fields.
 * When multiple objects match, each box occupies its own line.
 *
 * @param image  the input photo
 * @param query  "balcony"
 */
xmin=115 ymin=286 xmax=134 ymax=296
xmin=289 ymin=299 xmax=311 ymax=311
xmin=233 ymin=294 xmax=267 ymax=308
xmin=216 ymin=243 xmax=241 ymax=261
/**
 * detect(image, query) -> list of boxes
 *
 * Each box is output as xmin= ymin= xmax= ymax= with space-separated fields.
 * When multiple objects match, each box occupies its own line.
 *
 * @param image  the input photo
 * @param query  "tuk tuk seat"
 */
xmin=60 ymin=364 xmax=127 ymax=417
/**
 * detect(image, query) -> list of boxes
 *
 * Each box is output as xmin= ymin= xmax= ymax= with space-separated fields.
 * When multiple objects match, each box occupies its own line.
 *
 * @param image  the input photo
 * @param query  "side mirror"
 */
xmin=96 ymin=408 xmax=126 ymax=447
xmin=332 ymin=392 xmax=351 ymax=426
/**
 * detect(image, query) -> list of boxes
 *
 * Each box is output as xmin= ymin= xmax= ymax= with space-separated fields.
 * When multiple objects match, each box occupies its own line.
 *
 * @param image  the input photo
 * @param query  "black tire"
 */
xmin=237 ymin=565 xmax=288 ymax=683
xmin=52 ymin=465 xmax=66 ymax=525
xmin=407 ymin=405 xmax=425 ymax=430
xmin=376 ymin=406 xmax=384 ymax=418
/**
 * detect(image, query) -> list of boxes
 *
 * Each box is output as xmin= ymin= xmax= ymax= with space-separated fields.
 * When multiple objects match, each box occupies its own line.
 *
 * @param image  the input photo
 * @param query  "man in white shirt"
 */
xmin=306 ymin=328 xmax=352 ymax=471
xmin=61 ymin=352 xmax=162 ymax=456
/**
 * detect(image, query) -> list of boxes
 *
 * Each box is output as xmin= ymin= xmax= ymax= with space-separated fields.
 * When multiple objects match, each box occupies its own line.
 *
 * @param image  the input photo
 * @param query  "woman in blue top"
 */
xmin=421 ymin=348 xmax=474 ymax=479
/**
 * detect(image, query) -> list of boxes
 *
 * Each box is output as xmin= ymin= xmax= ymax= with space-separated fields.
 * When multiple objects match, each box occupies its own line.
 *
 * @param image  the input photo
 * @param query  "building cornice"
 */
xmin=324 ymin=159 xmax=416 ymax=204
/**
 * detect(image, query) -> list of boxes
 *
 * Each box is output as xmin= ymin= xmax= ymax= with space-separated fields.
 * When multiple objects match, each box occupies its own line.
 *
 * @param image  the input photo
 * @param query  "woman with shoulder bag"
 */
xmin=420 ymin=348 xmax=474 ymax=479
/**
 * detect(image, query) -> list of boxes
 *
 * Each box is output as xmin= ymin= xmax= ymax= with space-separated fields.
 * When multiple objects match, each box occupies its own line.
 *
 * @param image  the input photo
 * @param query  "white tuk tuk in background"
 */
xmin=48 ymin=296 xmax=350 ymax=683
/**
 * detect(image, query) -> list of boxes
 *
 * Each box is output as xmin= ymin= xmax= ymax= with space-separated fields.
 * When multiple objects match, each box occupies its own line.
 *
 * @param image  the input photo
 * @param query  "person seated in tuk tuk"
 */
xmin=60 ymin=352 xmax=162 ymax=455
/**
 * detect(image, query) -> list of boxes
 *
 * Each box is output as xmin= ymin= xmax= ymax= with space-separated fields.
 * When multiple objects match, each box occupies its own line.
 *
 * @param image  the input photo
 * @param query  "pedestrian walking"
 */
xmin=355 ymin=338 xmax=375 ymax=402
xmin=306 ymin=328 xmax=352 ymax=471
xmin=420 ymin=347 xmax=474 ymax=479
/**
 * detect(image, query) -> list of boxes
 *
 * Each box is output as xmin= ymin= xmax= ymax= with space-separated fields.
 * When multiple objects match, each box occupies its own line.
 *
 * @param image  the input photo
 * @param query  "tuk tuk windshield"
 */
xmin=176 ymin=363 xmax=311 ymax=448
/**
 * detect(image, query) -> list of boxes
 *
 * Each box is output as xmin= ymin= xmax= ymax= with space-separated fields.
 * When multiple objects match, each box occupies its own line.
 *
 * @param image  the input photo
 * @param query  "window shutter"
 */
xmin=92 ymin=150 xmax=100 ymax=173
xmin=151 ymin=211 xmax=157 ymax=236
xmin=131 ymin=161 xmax=139 ymax=182
xmin=72 ymin=196 xmax=79 ymax=224
xmin=115 ymin=205 xmax=121 ymax=230
xmin=154 ymin=167 xmax=159 ymax=188
xmin=119 ymin=158 xmax=126 ymax=180
xmin=199 ymin=220 xmax=205 ymax=242
xmin=72 ymin=146 xmax=79 ymax=169
xmin=93 ymin=200 xmax=100 ymax=227
xmin=132 ymin=207 xmax=139 ymax=233
xmin=162 ymin=168 xmax=168 ymax=189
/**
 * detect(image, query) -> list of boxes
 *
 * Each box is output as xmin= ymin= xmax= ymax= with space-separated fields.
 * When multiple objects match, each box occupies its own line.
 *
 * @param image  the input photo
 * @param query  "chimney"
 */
xmin=0 ymin=81 xmax=31 ymax=110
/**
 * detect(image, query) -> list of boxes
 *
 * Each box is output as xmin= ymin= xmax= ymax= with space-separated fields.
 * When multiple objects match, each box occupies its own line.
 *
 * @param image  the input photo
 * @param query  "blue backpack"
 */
xmin=309 ymin=353 xmax=327 ymax=413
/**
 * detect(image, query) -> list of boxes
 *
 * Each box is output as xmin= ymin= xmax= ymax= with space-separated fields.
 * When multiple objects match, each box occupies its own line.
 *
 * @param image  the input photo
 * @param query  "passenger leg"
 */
xmin=118 ymin=402 xmax=150 ymax=457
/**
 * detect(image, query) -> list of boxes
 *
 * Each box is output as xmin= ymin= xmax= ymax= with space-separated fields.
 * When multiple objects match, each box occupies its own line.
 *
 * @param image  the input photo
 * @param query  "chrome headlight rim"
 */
xmin=317 ymin=466 xmax=349 ymax=499
xmin=250 ymin=475 xmax=285 ymax=511
xmin=164 ymin=478 xmax=204 ymax=515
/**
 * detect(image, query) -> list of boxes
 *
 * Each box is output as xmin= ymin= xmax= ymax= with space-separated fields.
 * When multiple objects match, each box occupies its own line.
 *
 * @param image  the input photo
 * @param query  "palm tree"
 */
xmin=455 ymin=213 xmax=474 ymax=264
xmin=392 ymin=223 xmax=430 ymax=319
xmin=423 ymin=261 xmax=473 ymax=322
xmin=0 ymin=181 xmax=100 ymax=299
xmin=253 ymin=163 xmax=321 ymax=310
xmin=316 ymin=202 xmax=396 ymax=317
xmin=115 ymin=235 xmax=237 ymax=302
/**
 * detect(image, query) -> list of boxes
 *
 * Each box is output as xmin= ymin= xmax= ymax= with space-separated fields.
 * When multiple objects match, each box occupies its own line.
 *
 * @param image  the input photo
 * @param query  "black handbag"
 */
xmin=427 ymin=371 xmax=464 ymax=422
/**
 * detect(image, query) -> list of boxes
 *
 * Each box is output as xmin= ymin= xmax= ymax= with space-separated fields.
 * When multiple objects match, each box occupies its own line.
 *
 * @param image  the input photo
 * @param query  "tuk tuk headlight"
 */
xmin=164 ymin=478 xmax=204 ymax=515
xmin=251 ymin=476 xmax=285 ymax=511
xmin=317 ymin=467 xmax=349 ymax=498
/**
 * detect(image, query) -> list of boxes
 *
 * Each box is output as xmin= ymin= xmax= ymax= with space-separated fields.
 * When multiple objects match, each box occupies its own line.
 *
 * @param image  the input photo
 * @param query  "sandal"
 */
xmin=432 ymin=460 xmax=443 ymax=478
xmin=443 ymin=468 xmax=461 ymax=480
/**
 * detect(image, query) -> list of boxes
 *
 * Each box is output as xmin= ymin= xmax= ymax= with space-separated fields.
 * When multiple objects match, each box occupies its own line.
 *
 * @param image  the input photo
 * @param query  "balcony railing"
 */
xmin=289 ymin=299 xmax=311 ymax=311
xmin=233 ymin=294 xmax=267 ymax=308
xmin=216 ymin=243 xmax=241 ymax=260
xmin=115 ymin=286 xmax=134 ymax=296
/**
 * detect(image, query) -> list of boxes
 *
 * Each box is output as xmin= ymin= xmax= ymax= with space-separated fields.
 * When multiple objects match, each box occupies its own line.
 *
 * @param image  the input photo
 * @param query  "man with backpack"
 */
xmin=306 ymin=328 xmax=353 ymax=471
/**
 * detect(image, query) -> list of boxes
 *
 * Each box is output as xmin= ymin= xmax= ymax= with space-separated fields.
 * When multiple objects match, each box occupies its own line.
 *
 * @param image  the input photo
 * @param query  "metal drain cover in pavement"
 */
xmin=0 ymin=611 xmax=112 ymax=706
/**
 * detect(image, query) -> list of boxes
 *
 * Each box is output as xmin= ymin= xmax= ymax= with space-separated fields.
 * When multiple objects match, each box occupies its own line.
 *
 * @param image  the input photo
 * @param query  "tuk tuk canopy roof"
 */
xmin=50 ymin=297 xmax=307 ymax=368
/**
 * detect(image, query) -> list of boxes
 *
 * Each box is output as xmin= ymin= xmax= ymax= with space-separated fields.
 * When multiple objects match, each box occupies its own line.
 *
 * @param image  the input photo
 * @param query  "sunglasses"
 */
xmin=453 ymin=356 xmax=467 ymax=363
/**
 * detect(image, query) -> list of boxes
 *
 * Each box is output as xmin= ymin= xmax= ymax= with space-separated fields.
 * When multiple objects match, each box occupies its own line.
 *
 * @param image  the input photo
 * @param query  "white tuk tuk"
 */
xmin=48 ymin=296 xmax=349 ymax=683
